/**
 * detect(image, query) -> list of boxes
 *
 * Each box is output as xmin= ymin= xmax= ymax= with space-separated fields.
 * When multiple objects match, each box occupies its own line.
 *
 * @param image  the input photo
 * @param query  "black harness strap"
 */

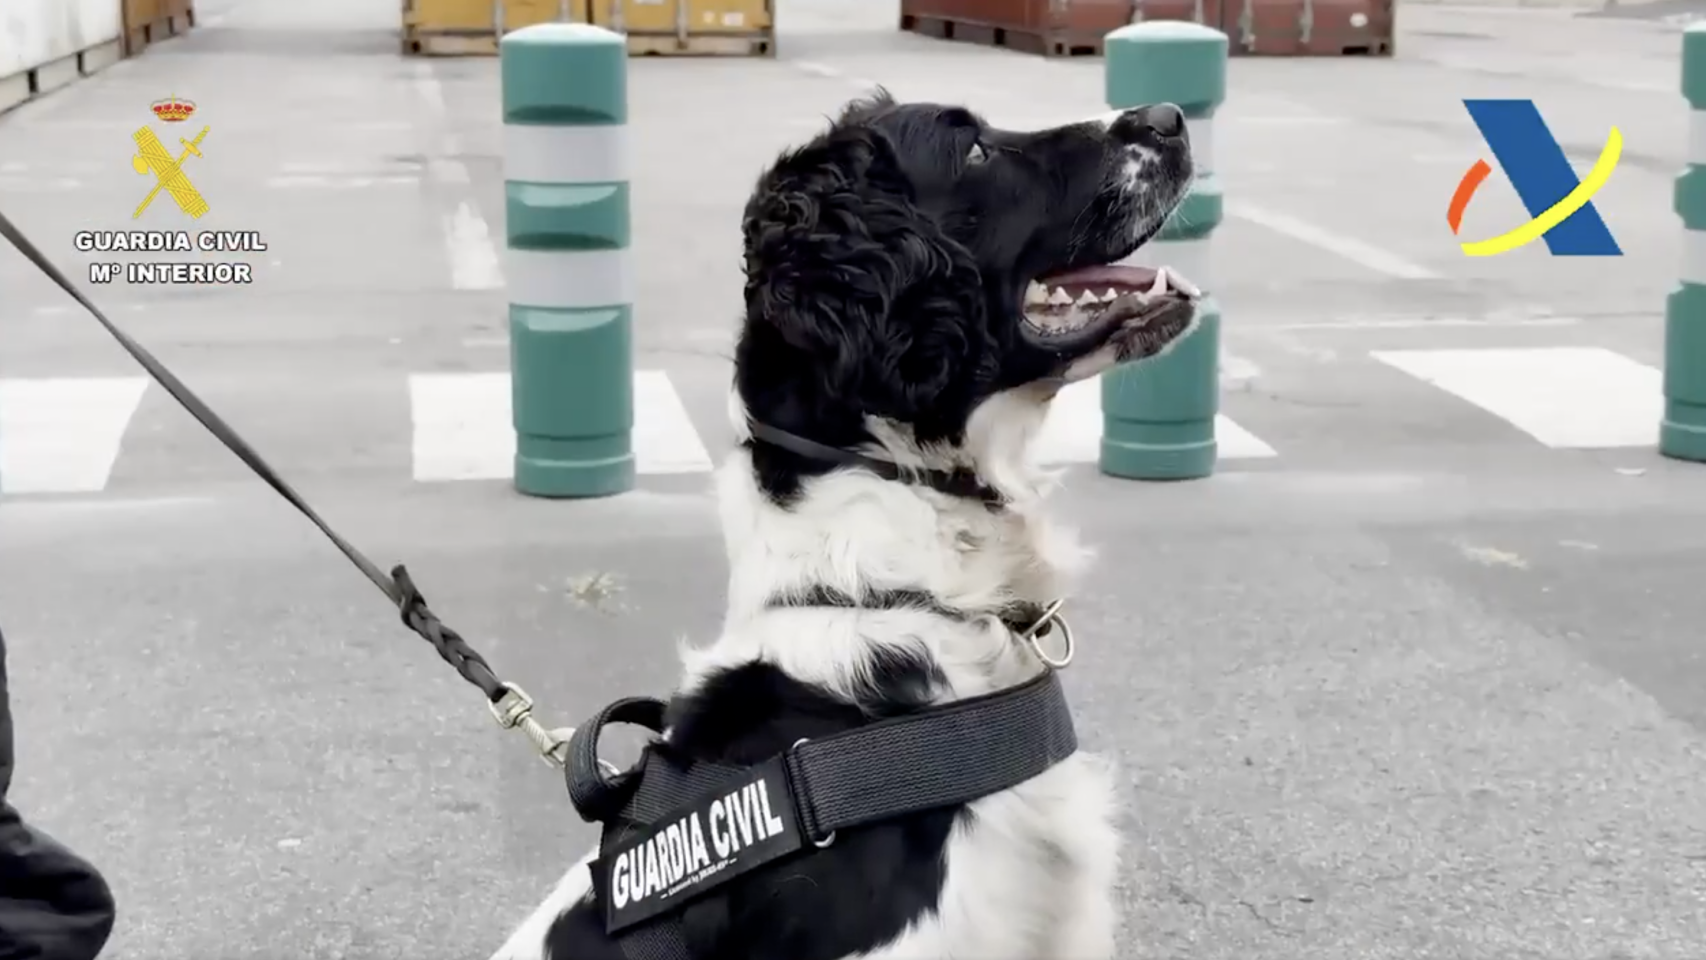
xmin=562 ymin=586 xmax=1079 ymax=960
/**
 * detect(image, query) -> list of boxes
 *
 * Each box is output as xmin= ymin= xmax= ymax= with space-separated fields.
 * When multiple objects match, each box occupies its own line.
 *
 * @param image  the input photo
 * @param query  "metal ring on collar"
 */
xmin=790 ymin=738 xmax=836 ymax=848
xmin=1018 ymin=599 xmax=1075 ymax=670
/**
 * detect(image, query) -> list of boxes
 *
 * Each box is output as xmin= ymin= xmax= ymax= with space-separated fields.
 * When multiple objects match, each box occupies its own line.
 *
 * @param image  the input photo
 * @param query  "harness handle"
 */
xmin=0 ymin=208 xmax=568 ymax=764
xmin=564 ymin=697 xmax=668 ymax=821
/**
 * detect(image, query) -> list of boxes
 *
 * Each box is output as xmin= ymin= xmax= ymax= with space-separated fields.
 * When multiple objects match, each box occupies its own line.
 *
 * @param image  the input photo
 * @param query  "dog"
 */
xmin=489 ymin=89 xmax=1199 ymax=960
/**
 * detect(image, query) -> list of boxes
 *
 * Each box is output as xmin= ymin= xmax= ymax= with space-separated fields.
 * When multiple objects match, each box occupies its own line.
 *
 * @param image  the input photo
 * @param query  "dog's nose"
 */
xmin=1110 ymin=103 xmax=1185 ymax=143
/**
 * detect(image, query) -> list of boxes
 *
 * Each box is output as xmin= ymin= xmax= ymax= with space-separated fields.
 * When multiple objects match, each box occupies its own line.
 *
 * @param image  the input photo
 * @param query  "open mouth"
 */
xmin=1020 ymin=264 xmax=1201 ymax=357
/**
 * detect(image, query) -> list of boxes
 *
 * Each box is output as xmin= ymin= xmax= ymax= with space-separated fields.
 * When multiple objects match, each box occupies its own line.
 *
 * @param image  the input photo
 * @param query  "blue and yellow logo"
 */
xmin=1445 ymin=99 xmax=1622 ymax=257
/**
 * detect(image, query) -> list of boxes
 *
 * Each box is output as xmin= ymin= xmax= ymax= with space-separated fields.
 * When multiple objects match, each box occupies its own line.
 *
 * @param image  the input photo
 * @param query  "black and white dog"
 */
xmin=490 ymin=90 xmax=1199 ymax=960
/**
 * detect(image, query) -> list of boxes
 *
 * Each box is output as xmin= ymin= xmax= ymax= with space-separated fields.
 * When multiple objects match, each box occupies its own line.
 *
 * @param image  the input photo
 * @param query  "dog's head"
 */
xmin=735 ymin=90 xmax=1199 ymax=503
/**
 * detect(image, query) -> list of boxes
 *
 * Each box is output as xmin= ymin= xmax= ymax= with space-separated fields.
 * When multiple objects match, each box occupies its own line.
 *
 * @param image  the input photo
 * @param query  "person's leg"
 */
xmin=0 ymin=629 xmax=115 ymax=960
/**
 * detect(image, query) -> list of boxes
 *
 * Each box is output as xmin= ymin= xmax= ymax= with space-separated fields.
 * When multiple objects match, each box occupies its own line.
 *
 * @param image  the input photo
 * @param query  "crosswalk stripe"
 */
xmin=1037 ymin=379 xmax=1278 ymax=465
xmin=408 ymin=370 xmax=715 ymax=483
xmin=1371 ymin=346 xmax=1662 ymax=448
xmin=0 ymin=377 xmax=149 ymax=494
xmin=632 ymin=370 xmax=718 ymax=474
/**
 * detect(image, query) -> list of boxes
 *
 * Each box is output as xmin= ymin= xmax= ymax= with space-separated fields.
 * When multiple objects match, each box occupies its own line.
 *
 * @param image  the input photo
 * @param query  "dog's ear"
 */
xmin=740 ymin=121 xmax=993 ymax=432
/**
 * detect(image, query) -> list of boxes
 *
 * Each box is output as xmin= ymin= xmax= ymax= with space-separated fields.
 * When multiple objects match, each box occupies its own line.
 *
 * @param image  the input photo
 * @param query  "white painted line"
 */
xmin=431 ymin=132 xmax=472 ymax=186
xmin=633 ymin=370 xmax=715 ymax=474
xmin=1229 ymin=200 xmax=1441 ymax=280
xmin=504 ymin=124 xmax=629 ymax=185
xmin=1036 ymin=379 xmax=1277 ymax=465
xmin=0 ymin=176 xmax=80 ymax=191
xmin=0 ymin=377 xmax=149 ymax=494
xmin=411 ymin=61 xmax=447 ymax=115
xmin=506 ymin=247 xmax=630 ymax=308
xmin=792 ymin=61 xmax=844 ymax=79
xmin=445 ymin=201 xmax=504 ymax=291
xmin=410 ymin=373 xmax=512 ymax=482
xmin=1218 ymin=116 xmax=1348 ymax=127
xmin=416 ymin=67 xmax=473 ymax=179
xmin=1371 ymin=346 xmax=1662 ymax=449
xmin=409 ymin=371 xmax=713 ymax=482
xmin=265 ymin=175 xmax=416 ymax=188
xmin=789 ymin=60 xmax=879 ymax=90
xmin=1264 ymin=316 xmax=1577 ymax=331
xmin=1217 ymin=416 xmax=1278 ymax=459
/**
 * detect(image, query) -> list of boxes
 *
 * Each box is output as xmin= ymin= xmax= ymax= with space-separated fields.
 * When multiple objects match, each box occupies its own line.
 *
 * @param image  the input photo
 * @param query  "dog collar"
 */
xmin=768 ymin=585 xmax=1074 ymax=670
xmin=746 ymin=420 xmax=1006 ymax=508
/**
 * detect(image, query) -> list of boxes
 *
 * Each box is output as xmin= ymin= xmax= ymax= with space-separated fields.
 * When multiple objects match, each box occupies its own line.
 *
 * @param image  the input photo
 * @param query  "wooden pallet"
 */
xmin=403 ymin=29 xmax=501 ymax=55
xmin=624 ymin=31 xmax=774 ymax=57
xmin=899 ymin=13 xmax=1103 ymax=57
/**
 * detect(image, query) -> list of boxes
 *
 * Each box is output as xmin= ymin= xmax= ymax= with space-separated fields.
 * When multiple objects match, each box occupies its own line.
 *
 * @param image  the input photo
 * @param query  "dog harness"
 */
xmin=562 ymin=590 xmax=1080 ymax=960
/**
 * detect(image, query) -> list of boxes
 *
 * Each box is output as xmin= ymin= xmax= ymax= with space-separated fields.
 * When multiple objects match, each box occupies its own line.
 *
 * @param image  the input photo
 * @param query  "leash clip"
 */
xmin=489 ymin=683 xmax=577 ymax=769
xmin=1018 ymin=599 xmax=1075 ymax=670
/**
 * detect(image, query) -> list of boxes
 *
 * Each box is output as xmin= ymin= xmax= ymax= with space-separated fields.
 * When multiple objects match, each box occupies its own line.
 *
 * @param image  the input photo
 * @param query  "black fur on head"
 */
xmin=735 ymin=90 xmax=1196 ymax=504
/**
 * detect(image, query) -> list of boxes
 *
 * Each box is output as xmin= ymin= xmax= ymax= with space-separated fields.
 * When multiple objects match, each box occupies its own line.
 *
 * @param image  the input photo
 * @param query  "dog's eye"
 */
xmin=965 ymin=141 xmax=989 ymax=165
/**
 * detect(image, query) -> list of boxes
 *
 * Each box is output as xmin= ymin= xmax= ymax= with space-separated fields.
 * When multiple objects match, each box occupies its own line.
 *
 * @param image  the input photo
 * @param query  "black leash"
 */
xmin=0 ymin=209 xmax=571 ymax=763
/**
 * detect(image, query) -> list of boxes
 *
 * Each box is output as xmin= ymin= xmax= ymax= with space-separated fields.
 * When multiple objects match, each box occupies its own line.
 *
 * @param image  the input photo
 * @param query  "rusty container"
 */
xmin=1131 ymin=0 xmax=1225 ymax=29
xmin=900 ymin=0 xmax=1139 ymax=57
xmin=1218 ymin=0 xmax=1393 ymax=55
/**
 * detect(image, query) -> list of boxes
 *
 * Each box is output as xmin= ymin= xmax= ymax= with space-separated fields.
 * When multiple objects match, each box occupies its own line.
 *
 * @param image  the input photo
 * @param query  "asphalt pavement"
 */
xmin=2 ymin=0 xmax=1705 ymax=957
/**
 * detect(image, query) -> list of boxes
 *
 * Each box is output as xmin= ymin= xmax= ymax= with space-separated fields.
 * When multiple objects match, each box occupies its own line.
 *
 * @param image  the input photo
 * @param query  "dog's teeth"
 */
xmin=1100 ymin=289 xmax=1120 ymax=302
xmin=1146 ymin=268 xmax=1171 ymax=297
xmin=1047 ymin=287 xmax=1074 ymax=306
xmin=1168 ymin=271 xmax=1201 ymax=298
xmin=1075 ymin=290 xmax=1100 ymax=307
xmin=1024 ymin=282 xmax=1048 ymax=305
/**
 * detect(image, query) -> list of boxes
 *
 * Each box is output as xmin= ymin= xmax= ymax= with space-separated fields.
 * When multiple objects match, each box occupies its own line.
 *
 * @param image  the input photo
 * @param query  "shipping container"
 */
xmin=899 ymin=0 xmax=1137 ymax=58
xmin=123 ymin=0 xmax=193 ymax=57
xmin=1220 ymin=0 xmax=1392 ymax=55
xmin=1131 ymin=0 xmax=1224 ymax=30
xmin=1135 ymin=0 xmax=1392 ymax=55
xmin=504 ymin=0 xmax=584 ymax=31
xmin=587 ymin=0 xmax=774 ymax=56
xmin=402 ymin=1 xmax=589 ymax=55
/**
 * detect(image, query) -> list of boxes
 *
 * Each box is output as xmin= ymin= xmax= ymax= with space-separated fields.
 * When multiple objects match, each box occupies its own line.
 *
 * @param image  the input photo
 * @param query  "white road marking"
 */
xmin=1036 ymin=378 xmax=1277 ymax=465
xmin=409 ymin=371 xmax=714 ymax=482
xmin=1262 ymin=316 xmax=1577 ymax=331
xmin=1371 ymin=346 xmax=1663 ymax=448
xmin=445 ymin=201 xmax=504 ymax=291
xmin=1228 ymin=200 xmax=1442 ymax=280
xmin=264 ymin=175 xmax=417 ymax=188
xmin=0 ymin=377 xmax=149 ymax=494
xmin=413 ymin=62 xmax=500 ymax=286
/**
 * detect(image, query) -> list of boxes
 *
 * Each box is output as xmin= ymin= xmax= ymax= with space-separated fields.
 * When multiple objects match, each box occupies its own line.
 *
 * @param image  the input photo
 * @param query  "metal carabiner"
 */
xmin=1018 ymin=599 xmax=1075 ymax=670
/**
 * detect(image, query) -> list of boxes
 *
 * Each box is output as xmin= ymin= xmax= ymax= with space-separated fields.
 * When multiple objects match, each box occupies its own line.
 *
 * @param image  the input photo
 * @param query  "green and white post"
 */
xmin=1664 ymin=23 xmax=1706 ymax=463
xmin=501 ymin=24 xmax=635 ymax=497
xmin=1099 ymin=22 xmax=1227 ymax=481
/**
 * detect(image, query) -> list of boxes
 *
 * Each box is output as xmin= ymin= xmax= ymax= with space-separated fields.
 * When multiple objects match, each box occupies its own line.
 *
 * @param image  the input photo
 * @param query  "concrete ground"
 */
xmin=2 ymin=0 xmax=1705 ymax=957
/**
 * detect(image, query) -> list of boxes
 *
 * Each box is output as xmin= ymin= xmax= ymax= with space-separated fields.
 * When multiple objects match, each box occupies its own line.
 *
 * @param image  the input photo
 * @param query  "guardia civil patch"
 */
xmin=596 ymin=756 xmax=806 ymax=934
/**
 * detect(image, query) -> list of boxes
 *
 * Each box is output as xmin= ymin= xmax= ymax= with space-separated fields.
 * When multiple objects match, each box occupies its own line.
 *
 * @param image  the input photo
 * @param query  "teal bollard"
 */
xmin=1663 ymin=23 xmax=1706 ymax=463
xmin=1099 ymin=22 xmax=1228 ymax=481
xmin=501 ymin=24 xmax=635 ymax=497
